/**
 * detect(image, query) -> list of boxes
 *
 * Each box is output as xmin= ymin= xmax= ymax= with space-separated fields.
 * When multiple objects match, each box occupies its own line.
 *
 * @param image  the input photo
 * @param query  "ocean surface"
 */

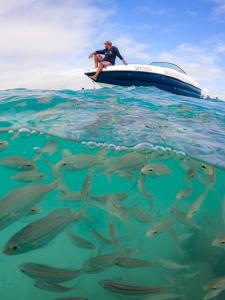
xmin=0 ymin=86 xmax=225 ymax=300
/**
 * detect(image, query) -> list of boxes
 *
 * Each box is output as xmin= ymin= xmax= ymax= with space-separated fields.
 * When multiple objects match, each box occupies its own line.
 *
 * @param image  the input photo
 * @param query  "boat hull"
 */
xmin=85 ymin=66 xmax=202 ymax=98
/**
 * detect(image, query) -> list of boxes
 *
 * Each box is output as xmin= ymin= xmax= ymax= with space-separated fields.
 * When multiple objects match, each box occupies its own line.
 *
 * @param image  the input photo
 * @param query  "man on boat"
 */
xmin=89 ymin=40 xmax=127 ymax=81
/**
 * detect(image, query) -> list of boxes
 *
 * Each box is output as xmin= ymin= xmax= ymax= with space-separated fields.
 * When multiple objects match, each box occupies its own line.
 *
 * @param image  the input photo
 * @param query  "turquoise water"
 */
xmin=0 ymin=86 xmax=225 ymax=300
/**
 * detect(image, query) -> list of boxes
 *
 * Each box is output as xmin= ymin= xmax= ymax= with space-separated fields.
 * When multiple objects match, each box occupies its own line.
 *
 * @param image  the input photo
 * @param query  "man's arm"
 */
xmin=114 ymin=47 xmax=127 ymax=65
xmin=89 ymin=49 xmax=106 ymax=59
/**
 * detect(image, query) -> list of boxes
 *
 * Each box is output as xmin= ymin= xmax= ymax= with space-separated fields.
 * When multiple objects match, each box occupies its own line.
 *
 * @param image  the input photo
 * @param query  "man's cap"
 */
xmin=104 ymin=40 xmax=112 ymax=45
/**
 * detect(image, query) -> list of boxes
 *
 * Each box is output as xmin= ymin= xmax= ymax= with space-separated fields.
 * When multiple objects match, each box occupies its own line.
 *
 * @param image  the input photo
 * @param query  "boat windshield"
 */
xmin=150 ymin=62 xmax=186 ymax=74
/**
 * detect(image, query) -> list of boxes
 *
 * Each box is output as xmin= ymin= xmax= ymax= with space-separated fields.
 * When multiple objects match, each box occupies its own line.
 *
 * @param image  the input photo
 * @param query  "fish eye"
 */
xmin=221 ymin=241 xmax=225 ymax=244
xmin=12 ymin=245 xmax=19 ymax=250
xmin=148 ymin=168 xmax=153 ymax=172
xmin=152 ymin=230 xmax=158 ymax=234
xmin=201 ymin=164 xmax=206 ymax=169
xmin=26 ymin=163 xmax=32 ymax=167
xmin=61 ymin=162 xmax=67 ymax=167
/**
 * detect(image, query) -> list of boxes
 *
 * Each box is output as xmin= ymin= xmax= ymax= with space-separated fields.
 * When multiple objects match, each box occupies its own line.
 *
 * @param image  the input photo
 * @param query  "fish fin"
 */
xmin=57 ymin=178 xmax=69 ymax=195
xmin=138 ymin=174 xmax=154 ymax=210
xmin=96 ymin=244 xmax=105 ymax=255
xmin=204 ymin=288 xmax=225 ymax=300
xmin=108 ymin=217 xmax=121 ymax=251
xmin=167 ymin=226 xmax=183 ymax=254
xmin=61 ymin=148 xmax=72 ymax=159
xmin=105 ymin=170 xmax=113 ymax=182
xmin=33 ymin=152 xmax=42 ymax=162
xmin=80 ymin=168 xmax=94 ymax=198
xmin=71 ymin=208 xmax=87 ymax=222
xmin=97 ymin=148 xmax=108 ymax=163
xmin=47 ymin=208 xmax=71 ymax=218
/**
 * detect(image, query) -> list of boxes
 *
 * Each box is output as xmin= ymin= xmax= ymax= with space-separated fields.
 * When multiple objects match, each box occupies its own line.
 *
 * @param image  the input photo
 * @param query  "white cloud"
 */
xmin=0 ymin=0 xmax=115 ymax=89
xmin=137 ymin=5 xmax=173 ymax=17
xmin=113 ymin=36 xmax=151 ymax=61
xmin=0 ymin=0 xmax=154 ymax=89
xmin=209 ymin=0 xmax=225 ymax=22
xmin=214 ymin=42 xmax=225 ymax=53
xmin=211 ymin=0 xmax=225 ymax=14
xmin=185 ymin=10 xmax=198 ymax=17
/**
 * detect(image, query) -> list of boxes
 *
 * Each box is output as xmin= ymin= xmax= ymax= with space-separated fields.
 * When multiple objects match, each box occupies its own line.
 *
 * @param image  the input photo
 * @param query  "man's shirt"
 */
xmin=96 ymin=46 xmax=123 ymax=65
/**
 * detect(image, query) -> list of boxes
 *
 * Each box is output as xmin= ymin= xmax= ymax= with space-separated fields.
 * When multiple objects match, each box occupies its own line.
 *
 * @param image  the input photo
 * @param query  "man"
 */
xmin=89 ymin=40 xmax=127 ymax=81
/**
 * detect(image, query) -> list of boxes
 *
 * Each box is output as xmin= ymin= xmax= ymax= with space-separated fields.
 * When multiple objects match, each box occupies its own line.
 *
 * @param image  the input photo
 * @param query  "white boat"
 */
xmin=85 ymin=62 xmax=202 ymax=98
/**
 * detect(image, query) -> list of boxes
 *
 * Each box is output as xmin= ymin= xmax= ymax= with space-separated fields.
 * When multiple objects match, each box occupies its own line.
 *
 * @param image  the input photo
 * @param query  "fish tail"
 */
xmin=97 ymin=148 xmax=108 ymax=163
xmin=71 ymin=208 xmax=87 ymax=222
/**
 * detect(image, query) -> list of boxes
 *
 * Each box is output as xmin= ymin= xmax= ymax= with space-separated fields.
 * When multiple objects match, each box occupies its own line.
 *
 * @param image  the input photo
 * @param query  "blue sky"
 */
xmin=1 ymin=0 xmax=225 ymax=97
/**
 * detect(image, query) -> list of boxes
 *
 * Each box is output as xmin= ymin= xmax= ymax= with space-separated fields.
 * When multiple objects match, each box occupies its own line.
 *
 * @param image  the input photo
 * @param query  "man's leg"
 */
xmin=90 ymin=63 xmax=104 ymax=81
xmin=93 ymin=54 xmax=102 ymax=68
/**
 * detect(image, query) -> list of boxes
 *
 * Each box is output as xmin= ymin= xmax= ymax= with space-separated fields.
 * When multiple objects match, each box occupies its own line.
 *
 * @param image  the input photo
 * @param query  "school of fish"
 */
xmin=0 ymin=133 xmax=224 ymax=300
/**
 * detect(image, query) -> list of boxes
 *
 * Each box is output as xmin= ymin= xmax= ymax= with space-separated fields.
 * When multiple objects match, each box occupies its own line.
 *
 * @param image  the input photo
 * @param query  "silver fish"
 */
xmin=154 ymin=259 xmax=190 ymax=270
xmin=34 ymin=280 xmax=75 ymax=292
xmin=84 ymin=253 xmax=116 ymax=273
xmin=106 ymin=199 xmax=127 ymax=223
xmin=109 ymin=219 xmax=120 ymax=249
xmin=141 ymin=163 xmax=170 ymax=176
xmin=60 ymin=191 xmax=84 ymax=202
xmin=19 ymin=262 xmax=84 ymax=283
xmin=0 ymin=139 xmax=9 ymax=150
xmin=91 ymin=229 xmax=111 ymax=245
xmin=212 ymin=234 xmax=225 ymax=247
xmin=107 ymin=152 xmax=148 ymax=174
xmin=4 ymin=208 xmax=83 ymax=255
xmin=0 ymin=181 xmax=58 ymax=231
xmin=60 ymin=170 xmax=93 ymax=202
xmin=99 ymin=280 xmax=168 ymax=295
xmin=11 ymin=170 xmax=46 ymax=182
xmin=67 ymin=229 xmax=95 ymax=250
xmin=114 ymin=257 xmax=153 ymax=268
xmin=146 ymin=217 xmax=175 ymax=237
xmin=0 ymin=155 xmax=35 ymax=170
xmin=91 ymin=193 xmax=128 ymax=204
xmin=138 ymin=174 xmax=154 ymax=209
xmin=132 ymin=207 xmax=154 ymax=223
xmin=176 ymin=186 xmax=193 ymax=200
xmin=144 ymin=292 xmax=183 ymax=300
xmin=36 ymin=140 xmax=58 ymax=157
xmin=187 ymin=188 xmax=210 ymax=219
xmin=80 ymin=169 xmax=93 ymax=198
xmin=171 ymin=206 xmax=201 ymax=230
xmin=204 ymin=288 xmax=225 ymax=300
xmin=204 ymin=276 xmax=225 ymax=291
xmin=55 ymin=150 xmax=106 ymax=172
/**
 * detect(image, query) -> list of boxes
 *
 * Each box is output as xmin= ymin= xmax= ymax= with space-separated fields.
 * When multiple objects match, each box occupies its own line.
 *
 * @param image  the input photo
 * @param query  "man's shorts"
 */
xmin=98 ymin=55 xmax=112 ymax=68
xmin=100 ymin=60 xmax=112 ymax=68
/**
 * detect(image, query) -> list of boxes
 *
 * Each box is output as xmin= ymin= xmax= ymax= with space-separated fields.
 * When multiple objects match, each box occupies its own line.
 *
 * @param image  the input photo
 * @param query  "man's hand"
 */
xmin=89 ymin=53 xmax=95 ymax=59
xmin=122 ymin=59 xmax=128 ymax=65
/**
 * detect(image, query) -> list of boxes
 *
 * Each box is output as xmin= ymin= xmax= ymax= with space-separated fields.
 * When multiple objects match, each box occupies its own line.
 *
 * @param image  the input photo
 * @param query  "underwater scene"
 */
xmin=0 ymin=87 xmax=225 ymax=300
